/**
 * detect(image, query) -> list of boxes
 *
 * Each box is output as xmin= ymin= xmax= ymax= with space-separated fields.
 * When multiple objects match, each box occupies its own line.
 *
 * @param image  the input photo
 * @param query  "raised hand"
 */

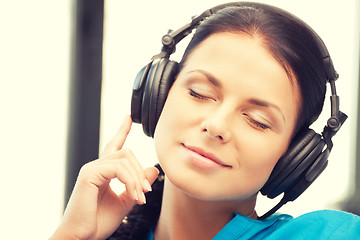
xmin=50 ymin=115 xmax=159 ymax=240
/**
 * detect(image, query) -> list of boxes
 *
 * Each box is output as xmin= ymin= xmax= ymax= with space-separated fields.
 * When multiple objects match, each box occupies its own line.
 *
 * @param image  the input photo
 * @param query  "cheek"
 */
xmin=245 ymin=136 xmax=288 ymax=165
xmin=153 ymin=86 xmax=185 ymax=161
xmin=154 ymin=88 xmax=182 ymax=139
xmin=236 ymin=133 xmax=291 ymax=184
xmin=243 ymin=151 xmax=280 ymax=187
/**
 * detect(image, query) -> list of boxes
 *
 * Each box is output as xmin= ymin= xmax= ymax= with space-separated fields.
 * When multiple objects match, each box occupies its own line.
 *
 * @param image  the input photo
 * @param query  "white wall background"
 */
xmin=0 ymin=0 xmax=358 ymax=239
xmin=0 ymin=0 xmax=70 ymax=239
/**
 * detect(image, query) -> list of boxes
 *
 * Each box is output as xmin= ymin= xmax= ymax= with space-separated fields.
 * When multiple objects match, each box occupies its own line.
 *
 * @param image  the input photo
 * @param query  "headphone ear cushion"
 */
xmin=151 ymin=60 xmax=179 ymax=133
xmin=260 ymin=129 xmax=325 ymax=198
xmin=141 ymin=58 xmax=178 ymax=137
xmin=140 ymin=58 xmax=163 ymax=137
xmin=131 ymin=62 xmax=152 ymax=124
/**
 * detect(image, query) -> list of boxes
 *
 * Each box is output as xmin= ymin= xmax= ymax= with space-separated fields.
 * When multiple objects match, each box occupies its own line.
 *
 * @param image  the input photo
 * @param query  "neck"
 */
xmin=154 ymin=177 xmax=258 ymax=240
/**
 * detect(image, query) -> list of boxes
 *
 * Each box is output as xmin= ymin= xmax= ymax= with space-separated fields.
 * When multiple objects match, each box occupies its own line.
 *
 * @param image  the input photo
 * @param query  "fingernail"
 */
xmin=141 ymin=192 xmax=146 ymax=204
xmin=144 ymin=179 xmax=152 ymax=192
xmin=133 ymin=190 xmax=139 ymax=201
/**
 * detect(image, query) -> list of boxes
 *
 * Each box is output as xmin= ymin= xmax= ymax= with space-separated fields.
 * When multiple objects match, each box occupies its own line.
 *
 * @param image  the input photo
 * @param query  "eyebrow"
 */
xmin=189 ymin=70 xmax=223 ymax=88
xmin=248 ymin=98 xmax=285 ymax=123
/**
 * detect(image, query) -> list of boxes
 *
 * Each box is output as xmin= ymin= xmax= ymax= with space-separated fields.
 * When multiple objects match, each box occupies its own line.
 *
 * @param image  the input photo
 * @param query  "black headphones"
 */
xmin=130 ymin=2 xmax=347 ymax=219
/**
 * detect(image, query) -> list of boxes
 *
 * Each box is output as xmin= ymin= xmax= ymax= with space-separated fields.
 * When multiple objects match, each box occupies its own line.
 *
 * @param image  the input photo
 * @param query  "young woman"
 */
xmin=51 ymin=2 xmax=360 ymax=240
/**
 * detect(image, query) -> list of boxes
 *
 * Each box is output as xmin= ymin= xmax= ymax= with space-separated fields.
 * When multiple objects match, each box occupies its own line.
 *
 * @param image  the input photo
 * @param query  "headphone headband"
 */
xmin=160 ymin=2 xmax=339 ymax=81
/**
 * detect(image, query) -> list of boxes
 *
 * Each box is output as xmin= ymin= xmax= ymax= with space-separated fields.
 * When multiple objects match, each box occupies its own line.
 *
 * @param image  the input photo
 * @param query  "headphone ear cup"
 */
xmin=131 ymin=62 xmax=152 ymax=124
xmin=260 ymin=129 xmax=326 ymax=199
xmin=149 ymin=60 xmax=178 ymax=137
xmin=138 ymin=57 xmax=178 ymax=137
xmin=285 ymin=149 xmax=329 ymax=201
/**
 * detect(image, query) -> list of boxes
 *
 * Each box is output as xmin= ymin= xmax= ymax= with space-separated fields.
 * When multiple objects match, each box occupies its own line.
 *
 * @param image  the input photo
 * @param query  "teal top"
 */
xmin=146 ymin=210 xmax=360 ymax=239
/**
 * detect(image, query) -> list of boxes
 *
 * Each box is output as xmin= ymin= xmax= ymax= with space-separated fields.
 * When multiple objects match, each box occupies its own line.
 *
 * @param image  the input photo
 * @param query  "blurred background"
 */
xmin=0 ymin=0 xmax=359 ymax=239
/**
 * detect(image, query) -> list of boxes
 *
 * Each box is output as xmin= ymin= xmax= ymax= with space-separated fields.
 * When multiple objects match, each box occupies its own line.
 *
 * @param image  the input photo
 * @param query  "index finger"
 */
xmin=102 ymin=115 xmax=133 ymax=156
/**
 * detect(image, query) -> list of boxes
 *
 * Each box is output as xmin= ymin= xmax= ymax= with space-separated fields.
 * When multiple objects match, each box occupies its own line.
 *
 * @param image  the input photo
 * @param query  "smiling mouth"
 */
xmin=182 ymin=143 xmax=232 ymax=169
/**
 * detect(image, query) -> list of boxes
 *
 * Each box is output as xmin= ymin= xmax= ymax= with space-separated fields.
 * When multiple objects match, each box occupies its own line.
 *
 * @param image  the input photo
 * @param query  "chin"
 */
xmin=163 ymin=169 xmax=256 ymax=203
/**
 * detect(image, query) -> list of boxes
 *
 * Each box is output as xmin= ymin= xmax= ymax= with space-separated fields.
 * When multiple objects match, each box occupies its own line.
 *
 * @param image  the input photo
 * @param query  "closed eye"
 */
xmin=244 ymin=114 xmax=270 ymax=130
xmin=188 ymin=89 xmax=211 ymax=101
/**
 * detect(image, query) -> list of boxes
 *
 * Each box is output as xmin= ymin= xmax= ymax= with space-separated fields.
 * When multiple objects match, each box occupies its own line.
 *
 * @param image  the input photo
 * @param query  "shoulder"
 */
xmin=268 ymin=210 xmax=360 ymax=239
xmin=291 ymin=209 xmax=360 ymax=228
xmin=214 ymin=210 xmax=360 ymax=240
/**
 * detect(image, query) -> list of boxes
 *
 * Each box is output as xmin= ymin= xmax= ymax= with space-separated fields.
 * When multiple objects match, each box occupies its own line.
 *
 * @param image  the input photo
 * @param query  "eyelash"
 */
xmin=244 ymin=114 xmax=270 ymax=130
xmin=188 ymin=89 xmax=211 ymax=101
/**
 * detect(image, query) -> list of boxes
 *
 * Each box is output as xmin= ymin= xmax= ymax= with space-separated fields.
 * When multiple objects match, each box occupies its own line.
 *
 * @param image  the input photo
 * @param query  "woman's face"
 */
xmin=154 ymin=32 xmax=300 ymax=201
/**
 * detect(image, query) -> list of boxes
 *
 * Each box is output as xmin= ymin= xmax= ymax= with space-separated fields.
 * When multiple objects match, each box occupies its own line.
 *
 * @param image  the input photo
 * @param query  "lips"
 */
xmin=182 ymin=143 xmax=231 ymax=168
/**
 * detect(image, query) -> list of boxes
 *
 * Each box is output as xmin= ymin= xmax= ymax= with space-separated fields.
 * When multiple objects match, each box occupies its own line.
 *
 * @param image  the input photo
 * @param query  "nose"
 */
xmin=200 ymin=108 xmax=231 ymax=143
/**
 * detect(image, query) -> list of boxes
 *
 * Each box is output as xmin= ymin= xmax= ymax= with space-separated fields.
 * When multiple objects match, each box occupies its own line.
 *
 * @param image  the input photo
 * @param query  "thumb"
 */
xmin=144 ymin=166 xmax=161 ymax=185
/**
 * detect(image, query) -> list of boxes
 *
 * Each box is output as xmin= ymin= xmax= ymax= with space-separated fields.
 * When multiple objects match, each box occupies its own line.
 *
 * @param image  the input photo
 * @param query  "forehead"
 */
xmin=182 ymin=32 xmax=296 ymax=87
xmin=184 ymin=32 xmax=285 ymax=74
